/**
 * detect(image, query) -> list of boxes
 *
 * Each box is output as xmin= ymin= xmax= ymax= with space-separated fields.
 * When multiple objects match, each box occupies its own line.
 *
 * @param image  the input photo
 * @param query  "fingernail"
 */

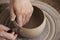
xmin=11 ymin=15 xmax=16 ymax=21
xmin=11 ymin=18 xmax=14 ymax=21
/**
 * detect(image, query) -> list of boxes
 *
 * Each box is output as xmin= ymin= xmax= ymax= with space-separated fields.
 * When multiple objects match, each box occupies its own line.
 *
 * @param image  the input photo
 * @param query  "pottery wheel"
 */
xmin=0 ymin=0 xmax=60 ymax=40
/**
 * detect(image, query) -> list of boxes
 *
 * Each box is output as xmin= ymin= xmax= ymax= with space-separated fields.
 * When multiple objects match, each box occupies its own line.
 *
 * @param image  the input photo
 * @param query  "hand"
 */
xmin=0 ymin=24 xmax=17 ymax=40
xmin=10 ymin=0 xmax=33 ymax=27
xmin=0 ymin=37 xmax=6 ymax=40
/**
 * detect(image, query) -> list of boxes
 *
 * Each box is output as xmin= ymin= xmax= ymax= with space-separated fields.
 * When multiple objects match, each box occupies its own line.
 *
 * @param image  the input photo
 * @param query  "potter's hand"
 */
xmin=0 ymin=24 xmax=17 ymax=40
xmin=10 ymin=0 xmax=33 ymax=27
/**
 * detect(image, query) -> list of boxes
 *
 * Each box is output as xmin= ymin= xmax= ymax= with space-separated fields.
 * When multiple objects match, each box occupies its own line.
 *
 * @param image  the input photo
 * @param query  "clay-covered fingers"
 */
xmin=16 ymin=1 xmax=33 ymax=27
xmin=24 ymin=8 xmax=33 ymax=25
xmin=0 ymin=31 xmax=17 ymax=40
xmin=0 ymin=24 xmax=10 ymax=31
xmin=22 ymin=12 xmax=33 ymax=25
xmin=22 ymin=6 xmax=33 ymax=25
xmin=10 ymin=0 xmax=33 ymax=27
xmin=16 ymin=10 xmax=33 ymax=27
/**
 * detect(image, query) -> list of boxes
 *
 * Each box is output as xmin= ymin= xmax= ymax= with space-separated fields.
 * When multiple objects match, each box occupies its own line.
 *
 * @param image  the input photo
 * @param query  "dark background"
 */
xmin=38 ymin=0 xmax=60 ymax=13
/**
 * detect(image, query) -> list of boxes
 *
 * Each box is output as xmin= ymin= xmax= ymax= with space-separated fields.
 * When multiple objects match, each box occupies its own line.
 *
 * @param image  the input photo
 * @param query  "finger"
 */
xmin=10 ymin=4 xmax=16 ymax=21
xmin=15 ymin=34 xmax=17 ymax=38
xmin=14 ymin=34 xmax=17 ymax=39
xmin=24 ymin=13 xmax=30 ymax=25
xmin=0 ymin=37 xmax=6 ymax=40
xmin=26 ymin=9 xmax=33 ymax=22
xmin=17 ymin=15 xmax=23 ymax=27
xmin=0 ymin=24 xmax=10 ymax=31
xmin=0 ymin=31 xmax=16 ymax=40
xmin=14 ymin=6 xmax=23 ymax=27
xmin=22 ymin=14 xmax=26 ymax=25
xmin=25 ymin=15 xmax=29 ymax=24
xmin=11 ymin=34 xmax=17 ymax=40
xmin=11 ymin=32 xmax=17 ymax=40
